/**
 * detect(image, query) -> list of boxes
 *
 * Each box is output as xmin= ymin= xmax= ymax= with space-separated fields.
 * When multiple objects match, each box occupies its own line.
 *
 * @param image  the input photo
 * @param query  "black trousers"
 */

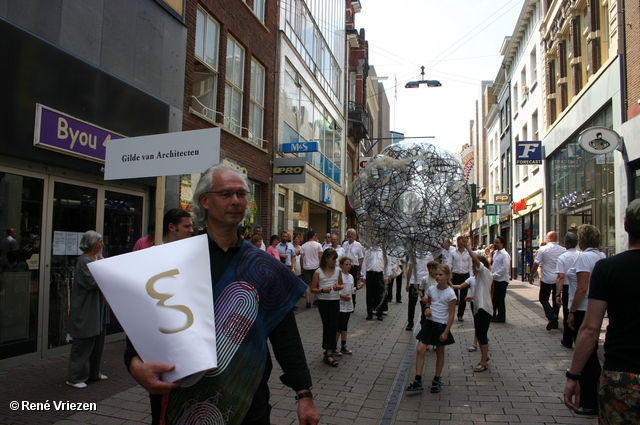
xmin=453 ymin=272 xmax=470 ymax=317
xmin=318 ymin=299 xmax=339 ymax=351
xmin=350 ymin=265 xmax=361 ymax=306
xmin=387 ymin=274 xmax=403 ymax=302
xmin=539 ymin=282 xmax=559 ymax=322
xmin=492 ymin=280 xmax=509 ymax=321
xmin=572 ymin=310 xmax=601 ymax=410
xmin=366 ymin=271 xmax=385 ymax=317
xmin=561 ymin=284 xmax=572 ymax=347
xmin=407 ymin=285 xmax=426 ymax=327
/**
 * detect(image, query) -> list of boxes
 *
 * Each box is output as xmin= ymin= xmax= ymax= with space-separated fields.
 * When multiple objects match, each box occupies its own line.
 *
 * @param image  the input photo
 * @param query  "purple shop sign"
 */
xmin=34 ymin=104 xmax=125 ymax=163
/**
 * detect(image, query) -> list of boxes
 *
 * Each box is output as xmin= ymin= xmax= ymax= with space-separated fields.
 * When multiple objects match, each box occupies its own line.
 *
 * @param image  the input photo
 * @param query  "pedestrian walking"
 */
xmin=310 ymin=248 xmax=344 ymax=367
xmin=564 ymin=224 xmax=606 ymax=416
xmin=529 ymin=231 xmax=566 ymax=330
xmin=406 ymin=264 xmax=457 ymax=393
xmin=335 ymin=256 xmax=355 ymax=356
xmin=564 ymin=199 xmax=640 ymax=424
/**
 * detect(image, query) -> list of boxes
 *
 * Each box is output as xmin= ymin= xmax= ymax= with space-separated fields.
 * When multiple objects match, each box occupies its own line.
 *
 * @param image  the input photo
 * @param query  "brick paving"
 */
xmin=0 ymin=280 xmax=600 ymax=424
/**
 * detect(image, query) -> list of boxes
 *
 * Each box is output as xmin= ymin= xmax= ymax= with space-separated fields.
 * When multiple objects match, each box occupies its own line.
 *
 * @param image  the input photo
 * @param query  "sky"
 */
xmin=355 ymin=0 xmax=525 ymax=153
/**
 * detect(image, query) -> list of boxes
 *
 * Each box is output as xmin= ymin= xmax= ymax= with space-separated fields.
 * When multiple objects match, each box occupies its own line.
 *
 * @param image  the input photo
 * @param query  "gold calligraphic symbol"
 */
xmin=145 ymin=269 xmax=194 ymax=334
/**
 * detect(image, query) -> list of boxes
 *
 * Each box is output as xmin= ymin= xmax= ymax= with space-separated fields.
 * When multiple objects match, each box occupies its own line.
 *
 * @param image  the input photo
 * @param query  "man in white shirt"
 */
xmin=324 ymin=234 xmax=345 ymax=258
xmin=321 ymin=233 xmax=332 ymax=250
xmin=529 ymin=231 xmax=566 ymax=331
xmin=442 ymin=239 xmax=456 ymax=266
xmin=554 ymin=232 xmax=580 ymax=348
xmin=342 ymin=229 xmax=365 ymax=306
xmin=300 ymin=231 xmax=324 ymax=305
xmin=491 ymin=235 xmax=511 ymax=323
xmin=361 ymin=246 xmax=391 ymax=321
xmin=451 ymin=236 xmax=473 ymax=321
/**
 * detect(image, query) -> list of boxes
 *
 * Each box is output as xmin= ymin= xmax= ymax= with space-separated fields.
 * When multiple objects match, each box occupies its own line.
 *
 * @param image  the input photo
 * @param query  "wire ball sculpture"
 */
xmin=348 ymin=142 xmax=471 ymax=259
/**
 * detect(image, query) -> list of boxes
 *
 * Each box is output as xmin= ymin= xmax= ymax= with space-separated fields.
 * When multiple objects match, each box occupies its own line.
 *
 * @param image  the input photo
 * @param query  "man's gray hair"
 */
xmin=191 ymin=163 xmax=251 ymax=229
xmin=79 ymin=230 xmax=102 ymax=252
xmin=346 ymin=228 xmax=356 ymax=235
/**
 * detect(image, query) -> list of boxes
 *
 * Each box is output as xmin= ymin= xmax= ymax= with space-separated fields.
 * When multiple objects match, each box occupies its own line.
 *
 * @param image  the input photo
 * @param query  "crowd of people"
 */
xmin=62 ymin=179 xmax=639 ymax=424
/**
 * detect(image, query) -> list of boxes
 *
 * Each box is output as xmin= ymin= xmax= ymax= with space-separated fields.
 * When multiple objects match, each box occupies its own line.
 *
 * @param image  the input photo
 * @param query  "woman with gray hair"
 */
xmin=66 ymin=230 xmax=109 ymax=389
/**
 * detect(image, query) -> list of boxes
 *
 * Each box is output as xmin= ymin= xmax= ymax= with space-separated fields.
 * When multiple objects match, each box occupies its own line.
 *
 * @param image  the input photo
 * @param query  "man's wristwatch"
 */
xmin=295 ymin=390 xmax=313 ymax=402
xmin=565 ymin=370 xmax=581 ymax=381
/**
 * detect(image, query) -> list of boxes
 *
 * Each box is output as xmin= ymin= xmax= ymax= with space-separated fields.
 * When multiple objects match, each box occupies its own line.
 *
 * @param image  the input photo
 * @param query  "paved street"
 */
xmin=0 ymin=280 xmax=600 ymax=424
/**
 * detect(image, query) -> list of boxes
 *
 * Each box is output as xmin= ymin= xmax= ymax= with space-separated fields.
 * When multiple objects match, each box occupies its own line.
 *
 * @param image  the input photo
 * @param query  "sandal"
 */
xmin=474 ymin=363 xmax=488 ymax=372
xmin=323 ymin=354 xmax=338 ymax=367
xmin=468 ymin=344 xmax=477 ymax=352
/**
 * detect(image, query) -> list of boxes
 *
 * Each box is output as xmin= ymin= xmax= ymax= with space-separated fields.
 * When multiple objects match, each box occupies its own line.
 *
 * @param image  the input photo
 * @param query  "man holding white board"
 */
xmin=124 ymin=163 xmax=318 ymax=425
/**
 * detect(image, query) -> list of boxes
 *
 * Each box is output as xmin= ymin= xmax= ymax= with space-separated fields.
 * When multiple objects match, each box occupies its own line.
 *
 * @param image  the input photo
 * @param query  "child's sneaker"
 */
xmin=405 ymin=380 xmax=423 ymax=391
xmin=430 ymin=380 xmax=442 ymax=393
xmin=340 ymin=346 xmax=352 ymax=355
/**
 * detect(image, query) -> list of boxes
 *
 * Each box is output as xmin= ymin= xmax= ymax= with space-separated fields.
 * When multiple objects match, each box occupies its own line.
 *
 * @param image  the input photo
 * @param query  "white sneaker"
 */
xmin=98 ymin=373 xmax=108 ymax=380
xmin=66 ymin=381 xmax=87 ymax=389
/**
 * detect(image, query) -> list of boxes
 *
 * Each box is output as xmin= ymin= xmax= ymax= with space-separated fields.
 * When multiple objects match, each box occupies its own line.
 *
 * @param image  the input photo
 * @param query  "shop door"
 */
xmin=47 ymin=182 xmax=98 ymax=350
xmin=0 ymin=173 xmax=44 ymax=360
xmin=47 ymin=182 xmax=145 ymax=351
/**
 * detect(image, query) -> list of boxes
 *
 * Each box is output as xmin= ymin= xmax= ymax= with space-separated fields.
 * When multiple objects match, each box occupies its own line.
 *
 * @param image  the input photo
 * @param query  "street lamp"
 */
xmin=405 ymin=66 xmax=442 ymax=89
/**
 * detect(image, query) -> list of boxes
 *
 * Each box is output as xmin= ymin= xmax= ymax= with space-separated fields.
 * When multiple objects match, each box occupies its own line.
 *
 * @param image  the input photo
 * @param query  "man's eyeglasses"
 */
xmin=205 ymin=190 xmax=248 ymax=200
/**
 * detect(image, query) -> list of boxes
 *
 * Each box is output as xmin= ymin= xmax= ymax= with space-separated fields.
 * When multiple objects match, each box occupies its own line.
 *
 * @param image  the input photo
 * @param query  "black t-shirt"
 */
xmin=588 ymin=249 xmax=640 ymax=374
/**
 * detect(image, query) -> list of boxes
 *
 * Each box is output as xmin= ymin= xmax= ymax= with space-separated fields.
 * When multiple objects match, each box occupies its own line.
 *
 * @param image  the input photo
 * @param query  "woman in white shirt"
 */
xmin=310 ymin=249 xmax=343 ymax=367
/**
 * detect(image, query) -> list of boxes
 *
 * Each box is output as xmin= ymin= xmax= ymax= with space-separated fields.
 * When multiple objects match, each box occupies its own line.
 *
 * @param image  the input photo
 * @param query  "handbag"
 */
xmin=390 ymin=264 xmax=403 ymax=278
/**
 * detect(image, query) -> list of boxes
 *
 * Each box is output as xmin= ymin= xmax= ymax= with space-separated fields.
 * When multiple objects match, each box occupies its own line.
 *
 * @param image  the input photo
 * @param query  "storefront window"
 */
xmin=547 ymin=104 xmax=615 ymax=255
xmin=0 ymin=173 xmax=43 ymax=360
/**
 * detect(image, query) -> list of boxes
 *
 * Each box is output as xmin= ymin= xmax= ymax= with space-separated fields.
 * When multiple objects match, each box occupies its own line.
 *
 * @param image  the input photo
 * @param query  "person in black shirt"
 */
xmin=564 ymin=199 xmax=640 ymax=423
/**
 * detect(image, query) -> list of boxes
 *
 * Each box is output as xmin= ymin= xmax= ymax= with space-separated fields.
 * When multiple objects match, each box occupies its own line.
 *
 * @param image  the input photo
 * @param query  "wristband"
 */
xmin=295 ymin=390 xmax=313 ymax=402
xmin=565 ymin=370 xmax=580 ymax=381
xmin=568 ymin=311 xmax=575 ymax=315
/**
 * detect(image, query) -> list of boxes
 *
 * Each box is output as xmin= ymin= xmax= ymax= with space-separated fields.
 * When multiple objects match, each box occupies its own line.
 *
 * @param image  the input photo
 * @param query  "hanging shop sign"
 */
xmin=515 ymin=141 xmax=542 ymax=165
xmin=34 ymin=103 xmax=125 ymax=163
xmin=578 ymin=127 xmax=621 ymax=155
xmin=273 ymin=157 xmax=306 ymax=184
xmin=282 ymin=141 xmax=318 ymax=153
xmin=321 ymin=182 xmax=332 ymax=204
xmin=494 ymin=194 xmax=511 ymax=204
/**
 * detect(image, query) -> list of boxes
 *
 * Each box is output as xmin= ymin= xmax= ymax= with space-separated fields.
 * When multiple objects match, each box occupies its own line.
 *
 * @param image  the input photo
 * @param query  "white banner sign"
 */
xmin=88 ymin=235 xmax=216 ymax=383
xmin=105 ymin=128 xmax=221 ymax=180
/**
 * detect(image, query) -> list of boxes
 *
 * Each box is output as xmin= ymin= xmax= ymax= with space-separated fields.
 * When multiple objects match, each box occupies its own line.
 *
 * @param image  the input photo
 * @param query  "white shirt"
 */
xmin=300 ymin=241 xmax=323 ymax=270
xmin=534 ymin=241 xmax=566 ymax=283
xmin=467 ymin=263 xmax=493 ymax=315
xmin=409 ymin=254 xmax=432 ymax=286
xmin=555 ymin=248 xmax=580 ymax=277
xmin=426 ymin=285 xmax=457 ymax=324
xmin=491 ymin=248 xmax=511 ymax=282
xmin=450 ymin=248 xmax=473 ymax=275
xmin=317 ymin=266 xmax=341 ymax=301
xmin=324 ymin=244 xmax=345 ymax=259
xmin=340 ymin=273 xmax=354 ymax=312
xmin=442 ymin=246 xmax=456 ymax=266
xmin=566 ymin=247 xmax=606 ymax=311
xmin=361 ymin=248 xmax=385 ymax=274
xmin=342 ymin=240 xmax=364 ymax=265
